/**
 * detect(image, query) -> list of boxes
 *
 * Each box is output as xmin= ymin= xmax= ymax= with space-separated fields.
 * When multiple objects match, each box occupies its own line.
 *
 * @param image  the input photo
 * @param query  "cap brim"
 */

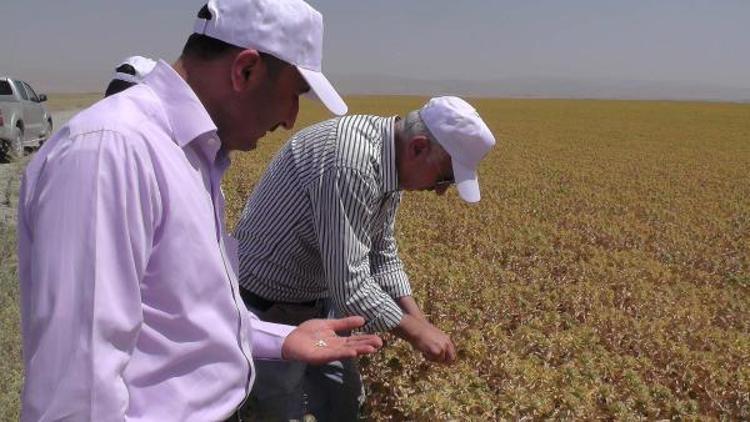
xmin=297 ymin=67 xmax=348 ymax=116
xmin=452 ymin=160 xmax=481 ymax=203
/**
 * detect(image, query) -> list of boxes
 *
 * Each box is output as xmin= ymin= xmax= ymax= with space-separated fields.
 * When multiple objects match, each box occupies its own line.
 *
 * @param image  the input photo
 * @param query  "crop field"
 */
xmin=225 ymin=97 xmax=750 ymax=420
xmin=2 ymin=96 xmax=749 ymax=420
xmin=43 ymin=93 xmax=103 ymax=112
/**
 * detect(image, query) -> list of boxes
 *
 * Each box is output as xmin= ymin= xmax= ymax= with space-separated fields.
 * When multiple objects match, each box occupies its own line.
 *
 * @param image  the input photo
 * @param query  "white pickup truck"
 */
xmin=0 ymin=77 xmax=53 ymax=162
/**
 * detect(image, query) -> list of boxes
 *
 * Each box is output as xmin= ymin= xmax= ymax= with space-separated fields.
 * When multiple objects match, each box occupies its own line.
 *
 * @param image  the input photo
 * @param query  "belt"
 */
xmin=239 ymin=287 xmax=318 ymax=312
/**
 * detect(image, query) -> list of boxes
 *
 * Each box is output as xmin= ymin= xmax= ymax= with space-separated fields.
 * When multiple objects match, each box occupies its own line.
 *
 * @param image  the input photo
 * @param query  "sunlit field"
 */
xmin=43 ymin=93 xmax=103 ymax=112
xmin=2 ymin=96 xmax=748 ymax=420
xmin=226 ymin=97 xmax=750 ymax=420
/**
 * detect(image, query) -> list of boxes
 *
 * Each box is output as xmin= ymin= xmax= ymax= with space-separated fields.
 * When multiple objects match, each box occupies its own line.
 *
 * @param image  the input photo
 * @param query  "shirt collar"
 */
xmin=142 ymin=60 xmax=217 ymax=148
xmin=381 ymin=116 xmax=399 ymax=193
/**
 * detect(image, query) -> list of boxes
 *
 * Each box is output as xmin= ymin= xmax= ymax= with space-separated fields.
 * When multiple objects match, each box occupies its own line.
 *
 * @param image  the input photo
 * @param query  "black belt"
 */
xmin=239 ymin=287 xmax=318 ymax=312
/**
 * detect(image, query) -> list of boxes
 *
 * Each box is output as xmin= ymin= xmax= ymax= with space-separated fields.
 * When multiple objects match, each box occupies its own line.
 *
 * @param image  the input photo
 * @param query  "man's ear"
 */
xmin=230 ymin=49 xmax=261 ymax=92
xmin=408 ymin=135 xmax=431 ymax=160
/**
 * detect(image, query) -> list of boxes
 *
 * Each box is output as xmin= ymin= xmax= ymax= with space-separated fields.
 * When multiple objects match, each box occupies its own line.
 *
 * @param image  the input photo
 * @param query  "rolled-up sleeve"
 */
xmin=17 ymin=130 xmax=159 ymax=421
xmin=309 ymin=168 xmax=403 ymax=333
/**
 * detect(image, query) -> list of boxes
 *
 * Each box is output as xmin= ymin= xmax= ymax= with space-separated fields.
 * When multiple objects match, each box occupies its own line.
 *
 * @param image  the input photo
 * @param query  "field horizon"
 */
xmin=40 ymin=92 xmax=750 ymax=111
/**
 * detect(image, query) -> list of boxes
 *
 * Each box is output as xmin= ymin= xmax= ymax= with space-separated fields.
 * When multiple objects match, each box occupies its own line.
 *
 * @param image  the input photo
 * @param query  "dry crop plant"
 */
xmin=226 ymin=97 xmax=750 ymax=420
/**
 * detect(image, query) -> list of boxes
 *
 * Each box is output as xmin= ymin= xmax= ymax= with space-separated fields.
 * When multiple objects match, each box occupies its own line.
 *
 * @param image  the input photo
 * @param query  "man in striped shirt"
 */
xmin=235 ymin=96 xmax=496 ymax=420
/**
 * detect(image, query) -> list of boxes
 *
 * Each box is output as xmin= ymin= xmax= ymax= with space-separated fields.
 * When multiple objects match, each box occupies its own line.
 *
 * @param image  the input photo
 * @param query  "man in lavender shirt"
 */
xmin=16 ymin=0 xmax=381 ymax=420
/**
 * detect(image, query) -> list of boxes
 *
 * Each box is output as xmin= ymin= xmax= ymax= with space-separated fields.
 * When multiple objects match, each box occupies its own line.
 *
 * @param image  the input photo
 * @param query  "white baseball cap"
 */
xmin=193 ymin=0 xmax=347 ymax=116
xmin=112 ymin=56 xmax=157 ymax=84
xmin=419 ymin=96 xmax=496 ymax=203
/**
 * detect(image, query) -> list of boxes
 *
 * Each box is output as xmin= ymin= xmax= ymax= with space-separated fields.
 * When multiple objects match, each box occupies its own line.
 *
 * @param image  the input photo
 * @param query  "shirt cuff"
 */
xmin=373 ymin=269 xmax=412 ymax=299
xmin=250 ymin=319 xmax=295 ymax=360
xmin=361 ymin=297 xmax=404 ymax=333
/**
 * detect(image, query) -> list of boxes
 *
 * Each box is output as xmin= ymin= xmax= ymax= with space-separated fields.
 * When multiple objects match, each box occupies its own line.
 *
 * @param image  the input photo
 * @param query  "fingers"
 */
xmin=446 ymin=339 xmax=457 ymax=363
xmin=309 ymin=348 xmax=358 ymax=365
xmin=345 ymin=334 xmax=383 ymax=350
xmin=422 ymin=351 xmax=440 ymax=362
xmin=420 ymin=345 xmax=443 ymax=362
xmin=324 ymin=316 xmax=366 ymax=332
xmin=420 ymin=338 xmax=457 ymax=364
xmin=327 ymin=334 xmax=382 ymax=357
xmin=344 ymin=344 xmax=377 ymax=355
xmin=411 ymin=323 xmax=457 ymax=364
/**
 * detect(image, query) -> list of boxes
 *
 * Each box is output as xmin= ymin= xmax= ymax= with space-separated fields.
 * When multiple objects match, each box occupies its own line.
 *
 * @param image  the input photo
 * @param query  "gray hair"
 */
xmin=402 ymin=110 xmax=449 ymax=164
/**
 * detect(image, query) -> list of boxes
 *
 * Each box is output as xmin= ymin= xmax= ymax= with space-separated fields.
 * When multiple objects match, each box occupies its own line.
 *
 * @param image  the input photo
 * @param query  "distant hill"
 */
xmin=330 ymin=74 xmax=750 ymax=103
xmin=38 ymin=72 xmax=750 ymax=103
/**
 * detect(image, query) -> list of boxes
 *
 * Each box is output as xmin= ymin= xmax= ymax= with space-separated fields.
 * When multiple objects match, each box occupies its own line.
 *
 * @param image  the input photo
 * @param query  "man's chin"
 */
xmin=236 ymin=138 xmax=259 ymax=152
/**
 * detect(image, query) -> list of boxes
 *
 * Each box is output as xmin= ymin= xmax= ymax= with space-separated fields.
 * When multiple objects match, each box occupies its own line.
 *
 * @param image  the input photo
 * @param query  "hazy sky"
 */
xmin=2 ymin=0 xmax=749 ymax=95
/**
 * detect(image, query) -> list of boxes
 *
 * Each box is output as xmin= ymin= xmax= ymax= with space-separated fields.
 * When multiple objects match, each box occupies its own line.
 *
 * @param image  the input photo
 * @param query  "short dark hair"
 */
xmin=114 ymin=63 xmax=136 ymax=76
xmin=181 ymin=33 xmax=241 ymax=61
xmin=104 ymin=63 xmax=139 ymax=97
xmin=104 ymin=79 xmax=135 ymax=97
xmin=181 ymin=33 xmax=289 ymax=80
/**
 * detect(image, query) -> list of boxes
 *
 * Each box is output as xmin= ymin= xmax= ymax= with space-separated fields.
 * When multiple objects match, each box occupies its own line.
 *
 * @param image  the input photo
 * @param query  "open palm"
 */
xmin=281 ymin=316 xmax=383 ymax=365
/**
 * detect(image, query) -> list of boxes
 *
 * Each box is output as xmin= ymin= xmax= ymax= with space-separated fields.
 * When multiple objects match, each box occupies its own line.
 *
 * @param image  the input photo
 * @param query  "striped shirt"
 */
xmin=235 ymin=115 xmax=411 ymax=333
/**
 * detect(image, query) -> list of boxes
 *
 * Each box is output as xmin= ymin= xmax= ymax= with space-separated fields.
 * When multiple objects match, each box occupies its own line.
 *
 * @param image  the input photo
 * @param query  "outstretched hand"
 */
xmin=281 ymin=316 xmax=383 ymax=365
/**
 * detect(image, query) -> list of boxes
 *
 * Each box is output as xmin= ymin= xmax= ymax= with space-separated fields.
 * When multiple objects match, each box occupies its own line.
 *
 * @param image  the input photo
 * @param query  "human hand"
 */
xmin=395 ymin=315 xmax=456 ymax=364
xmin=281 ymin=316 xmax=383 ymax=365
xmin=411 ymin=320 xmax=457 ymax=363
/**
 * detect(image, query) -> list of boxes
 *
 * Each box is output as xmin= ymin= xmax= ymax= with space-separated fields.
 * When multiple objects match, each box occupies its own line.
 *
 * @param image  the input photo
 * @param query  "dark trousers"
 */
xmin=238 ymin=287 xmax=363 ymax=421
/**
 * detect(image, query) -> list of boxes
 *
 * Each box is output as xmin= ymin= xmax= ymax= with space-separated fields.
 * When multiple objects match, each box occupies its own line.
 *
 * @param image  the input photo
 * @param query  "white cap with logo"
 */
xmin=112 ymin=56 xmax=157 ymax=84
xmin=193 ymin=0 xmax=347 ymax=116
xmin=419 ymin=96 xmax=496 ymax=203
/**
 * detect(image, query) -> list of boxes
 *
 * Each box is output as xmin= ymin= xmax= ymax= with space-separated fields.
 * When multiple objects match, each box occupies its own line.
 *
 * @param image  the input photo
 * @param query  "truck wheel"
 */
xmin=9 ymin=127 xmax=24 ymax=161
xmin=40 ymin=118 xmax=53 ymax=147
xmin=0 ymin=140 xmax=8 ymax=163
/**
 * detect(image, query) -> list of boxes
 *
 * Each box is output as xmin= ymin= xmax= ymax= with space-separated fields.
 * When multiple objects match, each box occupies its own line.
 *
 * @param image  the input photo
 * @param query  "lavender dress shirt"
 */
xmin=17 ymin=61 xmax=294 ymax=421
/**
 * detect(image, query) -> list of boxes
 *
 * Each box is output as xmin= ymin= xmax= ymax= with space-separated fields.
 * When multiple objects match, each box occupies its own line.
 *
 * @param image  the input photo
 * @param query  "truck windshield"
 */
xmin=12 ymin=80 xmax=29 ymax=100
xmin=23 ymin=82 xmax=40 ymax=102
